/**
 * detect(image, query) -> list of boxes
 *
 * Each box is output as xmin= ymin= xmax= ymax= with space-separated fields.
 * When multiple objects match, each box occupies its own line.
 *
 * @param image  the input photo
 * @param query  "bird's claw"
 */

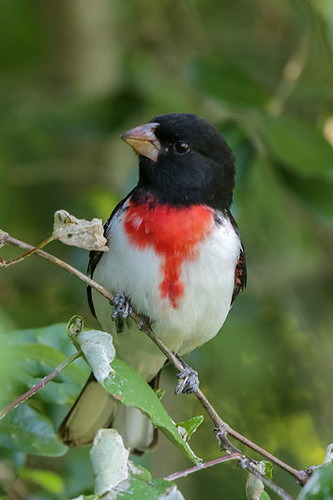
xmin=174 ymin=364 xmax=199 ymax=395
xmin=111 ymin=293 xmax=132 ymax=319
xmin=110 ymin=293 xmax=132 ymax=333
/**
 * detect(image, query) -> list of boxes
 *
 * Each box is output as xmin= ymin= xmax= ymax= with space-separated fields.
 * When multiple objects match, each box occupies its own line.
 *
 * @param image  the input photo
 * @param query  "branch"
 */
xmin=0 ymin=230 xmax=310 ymax=489
xmin=164 ymin=442 xmax=293 ymax=500
xmin=215 ymin=430 xmax=294 ymax=500
xmin=0 ymin=236 xmax=54 ymax=268
xmin=0 ymin=351 xmax=81 ymax=420
xmin=164 ymin=452 xmax=241 ymax=481
xmin=0 ymin=231 xmax=114 ymax=302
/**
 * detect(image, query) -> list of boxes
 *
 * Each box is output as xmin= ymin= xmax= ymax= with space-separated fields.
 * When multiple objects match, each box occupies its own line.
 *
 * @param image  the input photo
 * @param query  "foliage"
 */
xmin=298 ymin=463 xmax=333 ymax=500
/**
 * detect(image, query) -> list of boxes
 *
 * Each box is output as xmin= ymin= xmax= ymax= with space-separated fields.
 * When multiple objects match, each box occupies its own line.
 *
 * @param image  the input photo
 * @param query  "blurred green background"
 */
xmin=1 ymin=0 xmax=333 ymax=498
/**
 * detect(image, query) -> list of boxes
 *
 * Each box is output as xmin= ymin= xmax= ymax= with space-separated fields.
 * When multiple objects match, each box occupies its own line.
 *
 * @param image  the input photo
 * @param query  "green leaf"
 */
xmin=0 ymin=324 xmax=88 ymax=406
xmin=71 ymin=480 xmax=184 ymax=500
xmin=0 ymin=343 xmax=87 ymax=407
xmin=5 ymin=323 xmax=75 ymax=354
xmin=111 ymin=478 xmax=185 ymax=499
xmin=262 ymin=461 xmax=273 ymax=481
xmin=0 ymin=341 xmax=21 ymax=404
xmin=0 ymin=403 xmax=67 ymax=456
xmin=19 ymin=468 xmax=64 ymax=494
xmin=176 ymin=415 xmax=204 ymax=442
xmin=298 ymin=463 xmax=333 ymax=499
xmin=155 ymin=388 xmax=165 ymax=401
xmin=10 ymin=343 xmax=86 ymax=384
xmin=260 ymin=116 xmax=333 ymax=178
xmin=103 ymin=359 xmax=201 ymax=464
xmin=280 ymin=169 xmax=333 ymax=225
xmin=129 ymin=462 xmax=152 ymax=482
xmin=192 ymin=57 xmax=270 ymax=109
xmin=29 ymin=378 xmax=82 ymax=405
xmin=89 ymin=428 xmax=184 ymax=499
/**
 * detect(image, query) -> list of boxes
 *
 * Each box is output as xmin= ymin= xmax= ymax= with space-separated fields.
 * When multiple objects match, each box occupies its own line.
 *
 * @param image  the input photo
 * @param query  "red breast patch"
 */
xmin=124 ymin=198 xmax=214 ymax=307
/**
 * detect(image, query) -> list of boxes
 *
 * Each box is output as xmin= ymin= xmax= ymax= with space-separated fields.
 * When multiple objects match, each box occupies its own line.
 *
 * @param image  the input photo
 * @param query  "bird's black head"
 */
xmin=121 ymin=113 xmax=235 ymax=210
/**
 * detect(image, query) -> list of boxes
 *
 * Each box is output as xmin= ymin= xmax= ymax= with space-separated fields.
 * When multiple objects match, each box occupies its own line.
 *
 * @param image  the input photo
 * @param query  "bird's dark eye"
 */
xmin=173 ymin=141 xmax=191 ymax=155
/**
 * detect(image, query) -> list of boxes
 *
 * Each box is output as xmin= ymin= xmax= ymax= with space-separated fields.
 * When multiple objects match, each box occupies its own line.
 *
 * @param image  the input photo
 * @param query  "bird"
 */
xmin=58 ymin=112 xmax=247 ymax=454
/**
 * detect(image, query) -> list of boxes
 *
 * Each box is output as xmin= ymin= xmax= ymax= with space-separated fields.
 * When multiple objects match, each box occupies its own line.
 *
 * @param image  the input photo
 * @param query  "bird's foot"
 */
xmin=174 ymin=360 xmax=199 ymax=395
xmin=110 ymin=293 xmax=132 ymax=333
xmin=111 ymin=293 xmax=132 ymax=319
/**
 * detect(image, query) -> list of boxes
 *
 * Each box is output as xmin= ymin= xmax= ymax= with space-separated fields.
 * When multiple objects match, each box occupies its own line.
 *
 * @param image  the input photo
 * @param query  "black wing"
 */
xmin=87 ymin=193 xmax=132 ymax=317
xmin=231 ymin=245 xmax=247 ymax=305
xmin=87 ymin=238 xmax=109 ymax=318
xmin=227 ymin=210 xmax=247 ymax=305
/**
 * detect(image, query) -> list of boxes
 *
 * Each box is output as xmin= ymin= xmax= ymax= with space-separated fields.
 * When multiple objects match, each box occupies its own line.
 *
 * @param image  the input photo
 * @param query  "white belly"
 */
xmin=92 ymin=208 xmax=240 ymax=381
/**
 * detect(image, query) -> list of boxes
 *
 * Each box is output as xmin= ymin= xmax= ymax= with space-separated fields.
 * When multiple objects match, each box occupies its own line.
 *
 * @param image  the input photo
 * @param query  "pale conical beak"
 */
xmin=121 ymin=122 xmax=161 ymax=162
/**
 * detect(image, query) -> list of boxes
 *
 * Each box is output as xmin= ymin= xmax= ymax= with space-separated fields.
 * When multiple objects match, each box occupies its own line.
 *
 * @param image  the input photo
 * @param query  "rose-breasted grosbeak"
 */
xmin=58 ymin=113 xmax=246 ymax=453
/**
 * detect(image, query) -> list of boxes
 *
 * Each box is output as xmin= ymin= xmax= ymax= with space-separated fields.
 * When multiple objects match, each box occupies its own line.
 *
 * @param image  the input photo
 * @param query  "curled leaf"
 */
xmin=176 ymin=416 xmax=204 ymax=442
xmin=0 ymin=230 xmax=8 ymax=249
xmin=67 ymin=315 xmax=85 ymax=336
xmin=53 ymin=210 xmax=108 ymax=251
xmin=90 ymin=429 xmax=129 ymax=495
xmin=77 ymin=330 xmax=115 ymax=383
xmin=246 ymin=461 xmax=268 ymax=500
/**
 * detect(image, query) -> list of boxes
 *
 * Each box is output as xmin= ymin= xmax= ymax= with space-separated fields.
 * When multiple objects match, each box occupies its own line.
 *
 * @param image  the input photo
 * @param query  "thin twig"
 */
xmin=1 ymin=236 xmax=54 ymax=268
xmin=216 ymin=430 xmax=293 ymax=500
xmin=246 ymin=459 xmax=293 ymax=500
xmin=164 ymin=452 xmax=241 ymax=482
xmin=0 ymin=352 xmax=81 ymax=420
xmin=140 ymin=318 xmax=308 ymax=485
xmin=227 ymin=426 xmax=308 ymax=484
xmin=0 ymin=230 xmax=310 ymax=487
xmin=165 ymin=443 xmax=293 ymax=500
xmin=0 ymin=231 xmax=114 ymax=302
